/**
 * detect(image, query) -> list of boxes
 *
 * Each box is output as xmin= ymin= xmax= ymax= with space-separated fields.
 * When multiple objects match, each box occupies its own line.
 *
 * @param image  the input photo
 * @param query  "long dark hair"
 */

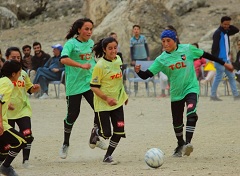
xmin=66 ymin=18 xmax=94 ymax=40
xmin=5 ymin=47 xmax=22 ymax=58
xmin=0 ymin=60 xmax=22 ymax=78
xmin=93 ymin=37 xmax=118 ymax=58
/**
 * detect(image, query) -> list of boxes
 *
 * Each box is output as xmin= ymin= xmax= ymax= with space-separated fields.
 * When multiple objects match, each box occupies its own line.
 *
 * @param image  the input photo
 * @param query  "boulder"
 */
xmin=0 ymin=6 xmax=18 ymax=29
xmin=91 ymin=0 xmax=181 ymax=61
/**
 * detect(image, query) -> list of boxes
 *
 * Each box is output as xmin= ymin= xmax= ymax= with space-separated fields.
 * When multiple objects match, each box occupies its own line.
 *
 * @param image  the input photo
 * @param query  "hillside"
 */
xmin=0 ymin=0 xmax=240 ymax=60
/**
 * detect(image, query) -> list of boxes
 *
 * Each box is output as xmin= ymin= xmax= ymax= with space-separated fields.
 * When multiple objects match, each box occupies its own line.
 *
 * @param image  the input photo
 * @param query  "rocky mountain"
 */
xmin=0 ymin=0 xmax=240 ymax=62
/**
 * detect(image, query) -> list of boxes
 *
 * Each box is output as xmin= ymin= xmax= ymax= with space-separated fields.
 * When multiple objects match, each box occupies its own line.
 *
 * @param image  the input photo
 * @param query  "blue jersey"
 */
xmin=130 ymin=35 xmax=148 ymax=60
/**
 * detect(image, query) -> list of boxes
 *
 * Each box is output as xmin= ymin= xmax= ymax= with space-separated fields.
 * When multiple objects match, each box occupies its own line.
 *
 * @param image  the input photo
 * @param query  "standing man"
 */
xmin=210 ymin=16 xmax=240 ymax=101
xmin=130 ymin=25 xmax=150 ymax=95
xmin=30 ymin=42 xmax=51 ymax=83
xmin=22 ymin=45 xmax=33 ymax=72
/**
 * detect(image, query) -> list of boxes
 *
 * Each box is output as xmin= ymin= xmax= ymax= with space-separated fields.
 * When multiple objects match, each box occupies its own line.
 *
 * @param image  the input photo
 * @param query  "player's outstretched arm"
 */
xmin=202 ymin=52 xmax=234 ymax=72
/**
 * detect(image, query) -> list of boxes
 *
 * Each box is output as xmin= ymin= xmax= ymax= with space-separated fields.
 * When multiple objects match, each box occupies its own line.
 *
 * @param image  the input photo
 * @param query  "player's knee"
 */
xmin=187 ymin=115 xmax=198 ymax=122
xmin=22 ymin=129 xmax=34 ymax=143
xmin=25 ymin=135 xmax=34 ymax=144
xmin=100 ymin=130 xmax=112 ymax=139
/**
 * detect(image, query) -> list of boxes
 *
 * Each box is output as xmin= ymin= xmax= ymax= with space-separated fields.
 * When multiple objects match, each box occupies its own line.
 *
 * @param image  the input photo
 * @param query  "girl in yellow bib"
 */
xmin=0 ymin=60 xmax=26 ymax=176
xmin=5 ymin=47 xmax=40 ymax=168
xmin=89 ymin=37 xmax=128 ymax=164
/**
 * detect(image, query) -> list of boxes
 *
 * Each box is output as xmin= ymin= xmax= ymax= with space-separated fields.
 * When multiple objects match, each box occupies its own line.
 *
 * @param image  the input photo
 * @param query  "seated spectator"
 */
xmin=200 ymin=61 xmax=216 ymax=85
xmin=192 ymin=43 xmax=206 ymax=80
xmin=33 ymin=44 xmax=64 ymax=99
xmin=22 ymin=45 xmax=33 ymax=72
xmin=30 ymin=42 xmax=51 ymax=82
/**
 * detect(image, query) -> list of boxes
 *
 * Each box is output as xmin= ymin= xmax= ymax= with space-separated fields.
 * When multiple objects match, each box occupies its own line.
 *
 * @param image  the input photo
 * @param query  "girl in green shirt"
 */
xmin=135 ymin=29 xmax=233 ymax=157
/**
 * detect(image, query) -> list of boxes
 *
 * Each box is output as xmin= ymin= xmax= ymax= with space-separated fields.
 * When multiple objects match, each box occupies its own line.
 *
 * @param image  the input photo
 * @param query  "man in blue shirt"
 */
xmin=210 ymin=16 xmax=240 ymax=101
xmin=130 ymin=25 xmax=150 ymax=95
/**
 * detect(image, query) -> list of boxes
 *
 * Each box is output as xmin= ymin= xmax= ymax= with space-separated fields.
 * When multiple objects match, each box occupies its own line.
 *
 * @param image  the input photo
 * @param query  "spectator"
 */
xmin=22 ymin=45 xmax=33 ymax=72
xmin=192 ymin=43 xmax=206 ymax=80
xmin=30 ymin=42 xmax=51 ymax=82
xmin=33 ymin=44 xmax=65 ymax=99
xmin=130 ymin=25 xmax=150 ymax=94
xmin=130 ymin=25 xmax=150 ymax=66
xmin=210 ymin=16 xmax=240 ymax=101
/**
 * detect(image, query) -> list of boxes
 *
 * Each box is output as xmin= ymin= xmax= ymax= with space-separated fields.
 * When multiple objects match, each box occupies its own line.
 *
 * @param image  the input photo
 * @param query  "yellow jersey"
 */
xmin=0 ymin=77 xmax=14 ymax=131
xmin=90 ymin=56 xmax=128 ymax=112
xmin=7 ymin=70 xmax=33 ymax=119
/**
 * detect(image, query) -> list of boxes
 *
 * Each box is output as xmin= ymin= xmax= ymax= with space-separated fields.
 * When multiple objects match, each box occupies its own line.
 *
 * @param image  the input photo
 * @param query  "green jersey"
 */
xmin=90 ymin=56 xmax=128 ymax=112
xmin=8 ymin=70 xmax=33 ymax=119
xmin=0 ymin=77 xmax=13 ymax=131
xmin=61 ymin=38 xmax=96 ymax=96
xmin=149 ymin=44 xmax=204 ymax=102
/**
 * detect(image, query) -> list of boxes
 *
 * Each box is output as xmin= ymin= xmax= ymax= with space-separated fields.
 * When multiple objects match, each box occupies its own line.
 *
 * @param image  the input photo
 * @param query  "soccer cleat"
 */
xmin=173 ymin=145 xmax=184 ymax=157
xmin=96 ymin=140 xmax=108 ymax=150
xmin=89 ymin=127 xmax=99 ymax=149
xmin=182 ymin=143 xmax=194 ymax=156
xmin=59 ymin=144 xmax=69 ymax=159
xmin=0 ymin=165 xmax=19 ymax=176
xmin=102 ymin=155 xmax=119 ymax=165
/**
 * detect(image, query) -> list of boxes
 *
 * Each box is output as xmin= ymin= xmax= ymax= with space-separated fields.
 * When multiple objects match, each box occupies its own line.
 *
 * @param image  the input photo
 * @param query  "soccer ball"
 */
xmin=144 ymin=148 xmax=164 ymax=168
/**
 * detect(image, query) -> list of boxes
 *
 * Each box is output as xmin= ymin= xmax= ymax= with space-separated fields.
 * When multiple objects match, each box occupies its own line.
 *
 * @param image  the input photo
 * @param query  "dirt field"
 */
xmin=10 ymin=83 xmax=240 ymax=176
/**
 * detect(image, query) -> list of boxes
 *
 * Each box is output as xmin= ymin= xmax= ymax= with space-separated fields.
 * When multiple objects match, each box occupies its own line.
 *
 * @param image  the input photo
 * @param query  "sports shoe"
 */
xmin=39 ymin=93 xmax=49 ymax=99
xmin=103 ymin=155 xmax=119 ymax=165
xmin=89 ymin=128 xmax=108 ymax=150
xmin=89 ymin=127 xmax=100 ymax=149
xmin=0 ymin=165 xmax=19 ymax=176
xmin=210 ymin=96 xmax=222 ymax=101
xmin=182 ymin=143 xmax=194 ymax=156
xmin=173 ymin=144 xmax=184 ymax=157
xmin=59 ymin=144 xmax=69 ymax=159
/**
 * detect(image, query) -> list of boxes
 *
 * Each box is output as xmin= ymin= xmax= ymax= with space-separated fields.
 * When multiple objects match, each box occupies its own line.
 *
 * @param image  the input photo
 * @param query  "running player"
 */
xmin=5 ymin=47 xmax=40 ymax=168
xmin=0 ymin=60 xmax=27 ymax=176
xmin=134 ymin=29 xmax=234 ymax=157
xmin=89 ymin=37 xmax=128 ymax=164
xmin=59 ymin=18 xmax=107 ymax=159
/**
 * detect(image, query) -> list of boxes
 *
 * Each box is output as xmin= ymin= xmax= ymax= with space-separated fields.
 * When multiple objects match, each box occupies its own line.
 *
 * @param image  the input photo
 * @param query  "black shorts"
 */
xmin=96 ymin=106 xmax=126 ymax=139
xmin=171 ymin=93 xmax=198 ymax=126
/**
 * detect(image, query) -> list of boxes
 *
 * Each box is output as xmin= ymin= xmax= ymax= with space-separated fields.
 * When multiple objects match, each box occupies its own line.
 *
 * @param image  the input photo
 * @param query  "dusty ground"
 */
xmin=8 ymin=83 xmax=240 ymax=176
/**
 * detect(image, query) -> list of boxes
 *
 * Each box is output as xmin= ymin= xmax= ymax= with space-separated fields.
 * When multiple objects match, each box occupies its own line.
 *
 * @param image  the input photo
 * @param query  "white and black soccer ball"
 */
xmin=144 ymin=148 xmax=164 ymax=168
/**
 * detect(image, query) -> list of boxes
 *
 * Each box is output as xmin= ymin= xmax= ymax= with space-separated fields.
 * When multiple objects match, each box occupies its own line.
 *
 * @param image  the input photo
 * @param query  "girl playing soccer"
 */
xmin=5 ymin=47 xmax=40 ymax=168
xmin=89 ymin=37 xmax=128 ymax=164
xmin=0 ymin=60 xmax=27 ymax=176
xmin=134 ymin=29 xmax=233 ymax=157
xmin=59 ymin=18 xmax=107 ymax=159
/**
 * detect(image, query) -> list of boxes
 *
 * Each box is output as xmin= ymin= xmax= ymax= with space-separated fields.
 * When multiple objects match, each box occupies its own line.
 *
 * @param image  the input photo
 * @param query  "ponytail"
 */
xmin=65 ymin=18 xmax=94 ymax=39
xmin=93 ymin=37 xmax=118 ymax=58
